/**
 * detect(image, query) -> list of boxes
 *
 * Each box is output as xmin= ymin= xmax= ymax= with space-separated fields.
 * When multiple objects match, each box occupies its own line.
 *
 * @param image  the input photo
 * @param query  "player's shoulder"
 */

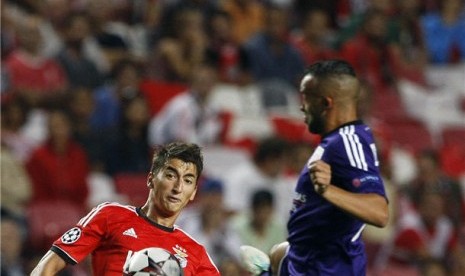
xmin=92 ymin=201 xmax=136 ymax=212
xmin=325 ymin=121 xmax=373 ymax=144
xmin=78 ymin=202 xmax=138 ymax=226
xmin=78 ymin=202 xmax=137 ymax=224
xmin=173 ymin=226 xmax=208 ymax=251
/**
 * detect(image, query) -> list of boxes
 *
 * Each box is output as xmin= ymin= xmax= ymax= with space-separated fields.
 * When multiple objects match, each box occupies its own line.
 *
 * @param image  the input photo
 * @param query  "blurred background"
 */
xmin=1 ymin=0 xmax=464 ymax=275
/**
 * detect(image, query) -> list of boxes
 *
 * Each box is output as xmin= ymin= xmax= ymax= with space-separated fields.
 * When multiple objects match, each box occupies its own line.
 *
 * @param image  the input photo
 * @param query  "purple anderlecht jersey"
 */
xmin=286 ymin=120 xmax=387 ymax=274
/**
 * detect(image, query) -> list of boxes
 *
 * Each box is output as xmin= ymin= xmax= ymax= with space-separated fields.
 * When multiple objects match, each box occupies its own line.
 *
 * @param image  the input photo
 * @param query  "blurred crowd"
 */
xmin=1 ymin=0 xmax=465 ymax=275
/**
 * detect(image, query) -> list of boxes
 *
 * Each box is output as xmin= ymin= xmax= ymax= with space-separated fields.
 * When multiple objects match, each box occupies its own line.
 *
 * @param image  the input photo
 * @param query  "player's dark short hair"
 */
xmin=251 ymin=189 xmax=274 ymax=209
xmin=150 ymin=142 xmax=204 ymax=179
xmin=253 ymin=137 xmax=289 ymax=164
xmin=305 ymin=59 xmax=357 ymax=78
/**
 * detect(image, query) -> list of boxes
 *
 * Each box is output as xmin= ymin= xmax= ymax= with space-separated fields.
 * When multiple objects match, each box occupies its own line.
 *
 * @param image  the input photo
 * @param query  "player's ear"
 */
xmin=189 ymin=185 xmax=198 ymax=201
xmin=323 ymin=97 xmax=333 ymax=109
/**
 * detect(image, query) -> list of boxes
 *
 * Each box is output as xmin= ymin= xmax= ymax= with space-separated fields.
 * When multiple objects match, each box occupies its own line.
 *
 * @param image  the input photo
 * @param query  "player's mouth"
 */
xmin=167 ymin=196 xmax=181 ymax=203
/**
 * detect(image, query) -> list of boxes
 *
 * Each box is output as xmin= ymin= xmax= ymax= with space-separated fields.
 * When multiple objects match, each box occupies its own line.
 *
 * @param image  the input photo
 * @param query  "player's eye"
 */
xmin=165 ymin=171 xmax=176 ymax=179
xmin=184 ymin=178 xmax=194 ymax=185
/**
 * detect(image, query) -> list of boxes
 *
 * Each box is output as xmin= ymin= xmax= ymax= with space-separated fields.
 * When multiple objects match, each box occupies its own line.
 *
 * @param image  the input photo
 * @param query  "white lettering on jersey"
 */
xmin=370 ymin=143 xmax=380 ymax=167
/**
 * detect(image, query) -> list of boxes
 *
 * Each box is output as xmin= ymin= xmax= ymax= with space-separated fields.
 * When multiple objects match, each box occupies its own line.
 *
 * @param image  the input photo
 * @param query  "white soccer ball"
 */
xmin=124 ymin=247 xmax=183 ymax=276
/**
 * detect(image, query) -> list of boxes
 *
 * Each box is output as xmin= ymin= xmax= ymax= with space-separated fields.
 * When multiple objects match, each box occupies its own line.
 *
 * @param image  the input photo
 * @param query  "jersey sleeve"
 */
xmin=328 ymin=128 xmax=387 ymax=198
xmin=51 ymin=202 xmax=111 ymax=264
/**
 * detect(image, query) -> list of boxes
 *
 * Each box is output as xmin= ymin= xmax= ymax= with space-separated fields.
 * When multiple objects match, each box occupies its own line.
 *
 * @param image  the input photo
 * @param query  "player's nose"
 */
xmin=172 ymin=180 xmax=183 ymax=193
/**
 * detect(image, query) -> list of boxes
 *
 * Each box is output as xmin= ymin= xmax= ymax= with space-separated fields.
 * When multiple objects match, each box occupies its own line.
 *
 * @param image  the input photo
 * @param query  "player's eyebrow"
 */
xmin=165 ymin=164 xmax=197 ymax=179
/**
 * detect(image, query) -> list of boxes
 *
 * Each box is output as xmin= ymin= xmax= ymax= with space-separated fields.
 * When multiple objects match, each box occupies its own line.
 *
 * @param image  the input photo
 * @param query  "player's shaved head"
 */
xmin=301 ymin=60 xmax=360 ymax=103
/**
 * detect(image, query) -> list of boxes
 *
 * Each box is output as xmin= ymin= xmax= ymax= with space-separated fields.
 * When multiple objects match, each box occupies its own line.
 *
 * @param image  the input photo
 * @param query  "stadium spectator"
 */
xmin=333 ymin=0 xmax=396 ymax=48
xmin=384 ymin=190 xmax=461 ymax=274
xmin=26 ymin=109 xmax=89 ymax=207
xmin=90 ymin=59 xmax=143 ymax=130
xmin=149 ymin=8 xmax=210 ymax=82
xmin=242 ymin=5 xmax=305 ymax=87
xmin=67 ymin=87 xmax=104 ymax=170
xmin=231 ymin=189 xmax=286 ymax=254
xmin=404 ymin=149 xmax=464 ymax=230
xmin=148 ymin=63 xmax=223 ymax=146
xmin=340 ymin=9 xmax=396 ymax=93
xmin=85 ymin=0 xmax=131 ymax=75
xmin=1 ymin=214 xmax=28 ymax=276
xmin=388 ymin=0 xmax=429 ymax=85
xmin=1 ymin=97 xmax=38 ymax=163
xmin=103 ymin=95 xmax=152 ymax=176
xmin=206 ymin=10 xmax=244 ymax=83
xmin=222 ymin=136 xmax=293 ymax=222
xmin=56 ymin=12 xmax=103 ymax=89
xmin=3 ymin=14 xmax=68 ymax=108
xmin=420 ymin=0 xmax=465 ymax=64
xmin=0 ymin=144 xmax=32 ymax=231
xmin=221 ymin=0 xmax=265 ymax=44
xmin=290 ymin=8 xmax=338 ymax=66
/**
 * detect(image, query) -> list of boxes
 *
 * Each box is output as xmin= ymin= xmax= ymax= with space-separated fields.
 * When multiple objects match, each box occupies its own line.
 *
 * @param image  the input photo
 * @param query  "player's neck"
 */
xmin=325 ymin=107 xmax=357 ymax=133
xmin=140 ymin=205 xmax=177 ymax=228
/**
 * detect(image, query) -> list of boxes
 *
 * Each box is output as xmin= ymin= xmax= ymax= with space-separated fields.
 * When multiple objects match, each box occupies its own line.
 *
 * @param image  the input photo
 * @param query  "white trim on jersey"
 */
xmin=351 ymin=224 xmax=366 ymax=242
xmin=78 ymin=202 xmax=136 ymax=227
xmin=339 ymin=126 xmax=368 ymax=171
xmin=174 ymin=226 xmax=220 ymax=272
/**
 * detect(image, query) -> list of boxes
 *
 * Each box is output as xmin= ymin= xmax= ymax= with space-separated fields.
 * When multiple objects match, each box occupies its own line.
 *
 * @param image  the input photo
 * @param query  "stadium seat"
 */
xmin=371 ymin=91 xmax=409 ymax=121
xmin=384 ymin=118 xmax=434 ymax=154
xmin=139 ymin=80 xmax=187 ymax=116
xmin=26 ymin=201 xmax=85 ymax=254
xmin=113 ymin=173 xmax=149 ymax=207
xmin=270 ymin=115 xmax=320 ymax=144
xmin=440 ymin=126 xmax=465 ymax=178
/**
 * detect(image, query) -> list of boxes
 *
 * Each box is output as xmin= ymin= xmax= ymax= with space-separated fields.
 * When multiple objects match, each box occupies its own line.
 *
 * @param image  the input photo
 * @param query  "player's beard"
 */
xmin=306 ymin=113 xmax=325 ymax=135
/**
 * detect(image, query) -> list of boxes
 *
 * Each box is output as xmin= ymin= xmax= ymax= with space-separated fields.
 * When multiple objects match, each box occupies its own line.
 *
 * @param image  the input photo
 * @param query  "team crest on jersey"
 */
xmin=61 ymin=227 xmax=81 ymax=244
xmin=172 ymin=244 xmax=188 ymax=268
xmin=352 ymin=178 xmax=362 ymax=188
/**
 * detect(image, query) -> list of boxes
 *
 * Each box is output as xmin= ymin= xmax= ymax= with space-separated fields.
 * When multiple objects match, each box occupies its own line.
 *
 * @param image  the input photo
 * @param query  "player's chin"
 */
xmin=164 ymin=202 xmax=184 ymax=213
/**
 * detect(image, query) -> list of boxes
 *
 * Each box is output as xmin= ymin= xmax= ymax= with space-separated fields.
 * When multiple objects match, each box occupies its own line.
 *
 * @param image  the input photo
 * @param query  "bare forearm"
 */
xmin=321 ymin=185 xmax=389 ymax=227
xmin=30 ymin=251 xmax=66 ymax=276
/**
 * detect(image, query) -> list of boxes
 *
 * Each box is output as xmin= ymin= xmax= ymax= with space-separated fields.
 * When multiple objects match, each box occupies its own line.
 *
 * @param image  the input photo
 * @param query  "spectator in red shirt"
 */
xmin=26 ymin=109 xmax=89 ymax=207
xmin=387 ymin=190 xmax=461 ymax=273
xmin=340 ymin=9 xmax=395 ymax=93
xmin=3 ymin=14 xmax=68 ymax=107
xmin=291 ymin=9 xmax=338 ymax=66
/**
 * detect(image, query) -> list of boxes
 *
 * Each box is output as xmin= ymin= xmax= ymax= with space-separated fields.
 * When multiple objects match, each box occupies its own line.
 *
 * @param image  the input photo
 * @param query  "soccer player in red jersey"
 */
xmin=31 ymin=142 xmax=220 ymax=275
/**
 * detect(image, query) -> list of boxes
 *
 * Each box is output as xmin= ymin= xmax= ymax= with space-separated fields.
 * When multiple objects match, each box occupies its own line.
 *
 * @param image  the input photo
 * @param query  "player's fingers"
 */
xmin=308 ymin=160 xmax=331 ymax=173
xmin=310 ymin=170 xmax=331 ymax=186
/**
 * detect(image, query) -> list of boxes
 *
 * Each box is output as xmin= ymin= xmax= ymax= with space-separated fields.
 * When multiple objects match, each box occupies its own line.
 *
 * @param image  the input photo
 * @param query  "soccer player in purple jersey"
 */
xmin=241 ymin=59 xmax=389 ymax=275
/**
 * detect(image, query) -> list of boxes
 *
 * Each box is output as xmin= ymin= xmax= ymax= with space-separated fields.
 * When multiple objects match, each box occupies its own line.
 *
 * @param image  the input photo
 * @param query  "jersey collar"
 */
xmin=322 ymin=120 xmax=364 ymax=139
xmin=136 ymin=207 xmax=175 ymax=232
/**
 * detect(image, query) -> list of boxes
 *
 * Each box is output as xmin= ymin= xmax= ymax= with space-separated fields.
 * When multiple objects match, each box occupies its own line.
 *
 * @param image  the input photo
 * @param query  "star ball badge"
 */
xmin=61 ymin=227 xmax=82 ymax=244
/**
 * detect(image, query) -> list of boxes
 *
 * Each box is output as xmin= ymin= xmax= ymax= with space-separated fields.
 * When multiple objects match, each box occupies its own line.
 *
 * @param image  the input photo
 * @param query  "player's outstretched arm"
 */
xmin=309 ymin=160 xmax=389 ymax=228
xmin=30 ymin=250 xmax=67 ymax=276
xmin=321 ymin=186 xmax=388 ymax=227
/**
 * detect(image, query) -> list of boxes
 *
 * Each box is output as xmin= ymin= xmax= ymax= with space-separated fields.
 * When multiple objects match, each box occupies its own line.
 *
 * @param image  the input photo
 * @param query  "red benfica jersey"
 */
xmin=51 ymin=202 xmax=219 ymax=275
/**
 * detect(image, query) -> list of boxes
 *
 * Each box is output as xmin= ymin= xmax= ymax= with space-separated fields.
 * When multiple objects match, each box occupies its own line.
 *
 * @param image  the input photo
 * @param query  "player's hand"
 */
xmin=308 ymin=160 xmax=331 ymax=195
